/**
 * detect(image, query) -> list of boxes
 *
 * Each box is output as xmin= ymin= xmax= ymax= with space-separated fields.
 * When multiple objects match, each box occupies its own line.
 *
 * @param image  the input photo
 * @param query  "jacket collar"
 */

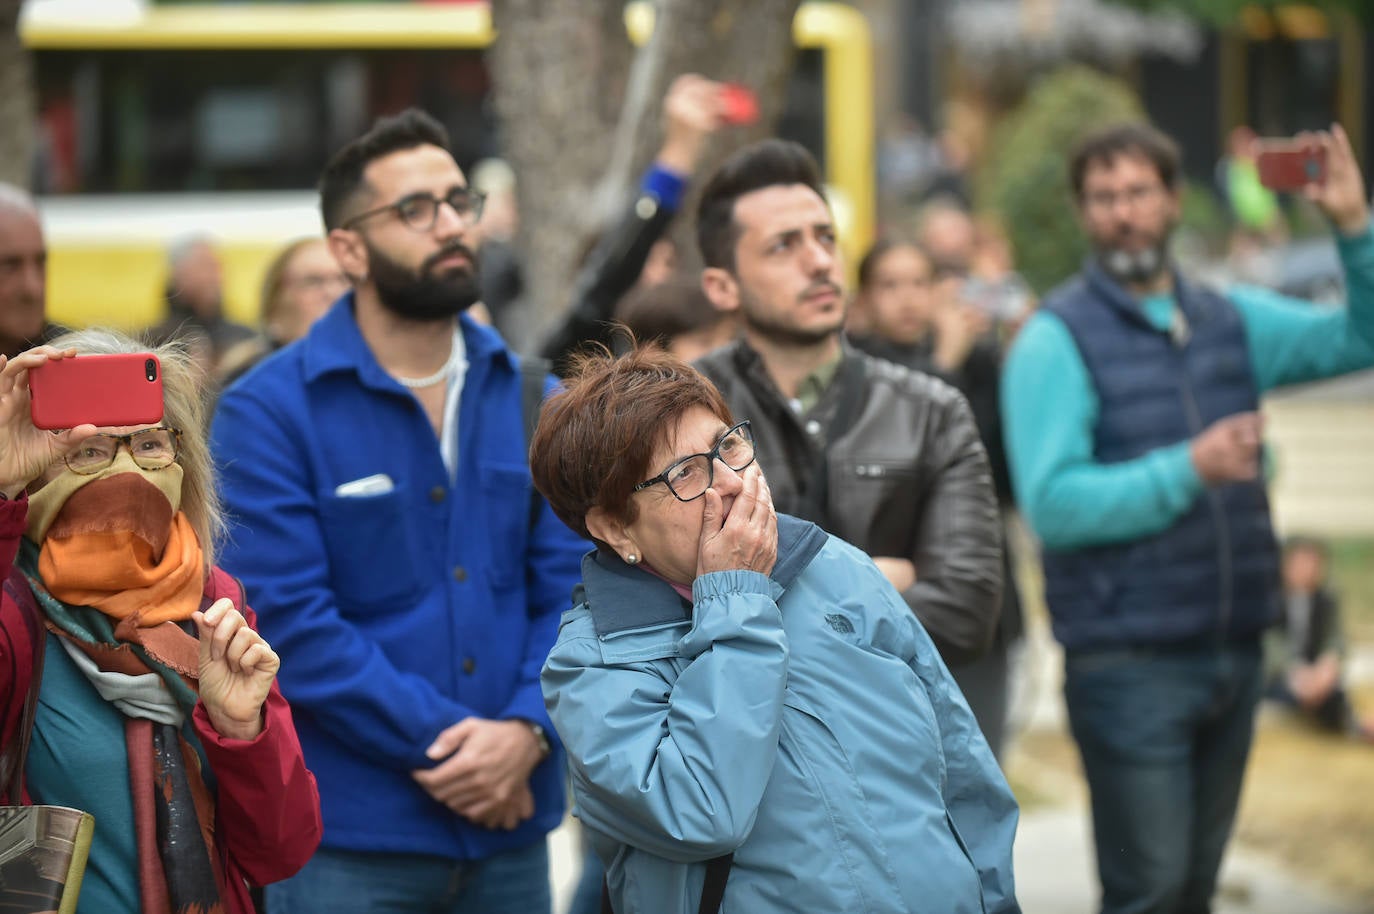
xmin=580 ymin=514 xmax=828 ymax=637
xmin=300 ymin=291 xmax=515 ymax=389
xmin=725 ymin=336 xmax=865 ymax=412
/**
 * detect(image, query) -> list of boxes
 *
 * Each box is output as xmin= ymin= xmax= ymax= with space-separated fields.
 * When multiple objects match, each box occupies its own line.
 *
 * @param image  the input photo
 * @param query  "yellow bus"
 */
xmin=21 ymin=1 xmax=873 ymax=332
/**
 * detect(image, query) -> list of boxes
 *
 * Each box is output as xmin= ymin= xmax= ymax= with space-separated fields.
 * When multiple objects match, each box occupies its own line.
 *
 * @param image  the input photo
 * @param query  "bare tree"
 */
xmin=0 ymin=0 xmax=35 ymax=187
xmin=489 ymin=0 xmax=802 ymax=334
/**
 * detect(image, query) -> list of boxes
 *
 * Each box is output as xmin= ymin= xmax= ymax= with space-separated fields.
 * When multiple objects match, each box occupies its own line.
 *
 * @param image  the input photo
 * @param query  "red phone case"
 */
xmin=720 ymin=84 xmax=759 ymax=126
xmin=1255 ymin=142 xmax=1327 ymax=191
xmin=28 ymin=353 xmax=165 ymax=430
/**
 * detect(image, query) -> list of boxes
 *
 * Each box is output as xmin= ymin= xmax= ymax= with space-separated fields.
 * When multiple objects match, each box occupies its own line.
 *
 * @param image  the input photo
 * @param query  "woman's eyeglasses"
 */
xmin=64 ymin=426 xmax=182 ymax=475
xmin=633 ymin=421 xmax=756 ymax=502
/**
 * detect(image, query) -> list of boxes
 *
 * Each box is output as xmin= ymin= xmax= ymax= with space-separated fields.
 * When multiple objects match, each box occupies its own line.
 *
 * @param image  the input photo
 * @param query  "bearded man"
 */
xmin=210 ymin=110 xmax=586 ymax=914
xmin=1001 ymin=122 xmax=1374 ymax=914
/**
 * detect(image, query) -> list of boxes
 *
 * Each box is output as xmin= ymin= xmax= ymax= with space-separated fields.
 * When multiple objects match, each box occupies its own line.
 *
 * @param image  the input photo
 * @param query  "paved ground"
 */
xmin=1013 ymin=806 xmax=1365 ymax=914
xmin=544 ymin=626 xmax=1372 ymax=913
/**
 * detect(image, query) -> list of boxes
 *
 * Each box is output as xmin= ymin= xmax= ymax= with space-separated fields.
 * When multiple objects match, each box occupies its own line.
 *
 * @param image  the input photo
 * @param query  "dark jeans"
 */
xmin=264 ymin=840 xmax=551 ymax=914
xmin=1064 ymin=641 xmax=1262 ymax=914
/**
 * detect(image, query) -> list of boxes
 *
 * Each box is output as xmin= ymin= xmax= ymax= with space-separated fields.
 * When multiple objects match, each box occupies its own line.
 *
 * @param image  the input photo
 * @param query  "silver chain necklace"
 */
xmin=394 ymin=344 xmax=463 ymax=389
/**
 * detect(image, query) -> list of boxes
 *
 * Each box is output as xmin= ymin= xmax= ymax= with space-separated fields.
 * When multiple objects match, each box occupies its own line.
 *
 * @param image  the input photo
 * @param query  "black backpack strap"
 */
xmin=520 ymin=356 xmax=553 ymax=532
xmin=1 ymin=567 xmax=47 ymax=804
xmin=600 ymin=852 xmax=733 ymax=914
xmin=698 ymin=852 xmax=734 ymax=913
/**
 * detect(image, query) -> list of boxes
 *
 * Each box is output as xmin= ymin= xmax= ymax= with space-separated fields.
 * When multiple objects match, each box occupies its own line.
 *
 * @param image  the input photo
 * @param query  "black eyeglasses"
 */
xmin=342 ymin=187 xmax=486 ymax=233
xmin=633 ymin=421 xmax=756 ymax=502
xmin=64 ymin=426 xmax=182 ymax=476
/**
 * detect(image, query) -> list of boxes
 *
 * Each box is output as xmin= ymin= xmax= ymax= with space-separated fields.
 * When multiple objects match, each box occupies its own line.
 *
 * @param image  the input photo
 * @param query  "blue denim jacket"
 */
xmin=544 ymin=517 xmax=1020 ymax=913
xmin=212 ymin=295 xmax=586 ymax=859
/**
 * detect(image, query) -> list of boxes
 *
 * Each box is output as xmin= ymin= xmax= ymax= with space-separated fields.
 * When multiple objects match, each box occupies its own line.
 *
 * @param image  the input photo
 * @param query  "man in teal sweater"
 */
xmin=1002 ymin=122 xmax=1373 ymax=914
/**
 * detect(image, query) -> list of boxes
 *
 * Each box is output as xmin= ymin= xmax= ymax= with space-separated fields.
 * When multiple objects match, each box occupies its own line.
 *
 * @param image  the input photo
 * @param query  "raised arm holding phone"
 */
xmin=0 ymin=336 xmax=320 ymax=914
xmin=538 ymin=73 xmax=737 ymax=371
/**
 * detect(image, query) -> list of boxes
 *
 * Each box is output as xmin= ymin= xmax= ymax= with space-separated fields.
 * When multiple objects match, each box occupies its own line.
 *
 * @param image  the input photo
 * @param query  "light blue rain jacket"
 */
xmin=543 ymin=515 xmax=1019 ymax=913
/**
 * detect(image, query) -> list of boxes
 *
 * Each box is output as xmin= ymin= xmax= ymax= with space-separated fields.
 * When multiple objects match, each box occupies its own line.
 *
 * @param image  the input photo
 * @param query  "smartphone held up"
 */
xmin=1255 ymin=139 xmax=1327 ymax=192
xmin=28 ymin=353 xmax=165 ymax=430
xmin=720 ymin=83 xmax=759 ymax=127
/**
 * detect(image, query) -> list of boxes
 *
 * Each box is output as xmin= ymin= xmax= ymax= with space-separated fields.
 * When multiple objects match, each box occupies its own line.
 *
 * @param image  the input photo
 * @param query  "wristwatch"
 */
xmin=521 ymin=719 xmax=552 ymax=759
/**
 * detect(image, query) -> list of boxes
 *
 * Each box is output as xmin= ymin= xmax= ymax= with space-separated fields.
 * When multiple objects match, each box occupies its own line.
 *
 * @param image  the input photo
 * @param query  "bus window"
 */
xmin=35 ymin=48 xmax=496 ymax=194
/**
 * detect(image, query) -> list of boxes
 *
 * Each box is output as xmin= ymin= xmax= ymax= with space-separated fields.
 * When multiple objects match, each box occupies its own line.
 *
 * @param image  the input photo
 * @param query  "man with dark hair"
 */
xmin=211 ymin=108 xmax=586 ymax=914
xmin=0 ymin=183 xmax=65 ymax=358
xmin=1002 ymin=121 xmax=1374 ymax=914
xmin=693 ymin=138 xmax=1004 ymax=673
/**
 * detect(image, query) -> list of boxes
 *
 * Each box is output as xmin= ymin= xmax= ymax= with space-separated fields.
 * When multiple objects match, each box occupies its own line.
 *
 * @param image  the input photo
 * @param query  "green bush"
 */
xmin=978 ymin=66 xmax=1145 ymax=294
xmin=1178 ymin=179 xmax=1230 ymax=257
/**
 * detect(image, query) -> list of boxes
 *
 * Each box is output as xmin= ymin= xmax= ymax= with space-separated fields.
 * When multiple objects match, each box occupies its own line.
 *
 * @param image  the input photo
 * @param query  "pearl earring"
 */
xmin=626 ymin=553 xmax=639 ymax=565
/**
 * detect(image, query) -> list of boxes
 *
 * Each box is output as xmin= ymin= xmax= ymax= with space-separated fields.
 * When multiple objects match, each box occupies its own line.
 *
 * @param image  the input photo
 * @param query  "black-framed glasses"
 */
xmin=633 ymin=421 xmax=756 ymax=502
xmin=1083 ymin=183 xmax=1164 ymax=213
xmin=64 ymin=426 xmax=182 ymax=476
xmin=342 ymin=187 xmax=486 ymax=233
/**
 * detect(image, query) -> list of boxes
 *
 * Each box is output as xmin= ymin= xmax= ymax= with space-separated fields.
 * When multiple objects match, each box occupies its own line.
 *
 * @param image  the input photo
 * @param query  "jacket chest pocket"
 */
xmin=480 ymin=463 xmax=534 ymax=588
xmin=319 ymin=488 xmax=424 ymax=611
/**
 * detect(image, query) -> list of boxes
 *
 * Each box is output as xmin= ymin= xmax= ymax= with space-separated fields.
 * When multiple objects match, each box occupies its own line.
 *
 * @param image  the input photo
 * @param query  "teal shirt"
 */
xmin=26 ymin=635 xmax=141 ymax=914
xmin=1002 ymin=225 xmax=1374 ymax=551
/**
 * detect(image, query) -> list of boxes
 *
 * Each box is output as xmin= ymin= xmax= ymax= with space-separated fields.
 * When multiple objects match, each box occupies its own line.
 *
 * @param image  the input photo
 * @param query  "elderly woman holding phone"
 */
xmin=529 ymin=346 xmax=1019 ymax=914
xmin=0 ymin=331 xmax=321 ymax=914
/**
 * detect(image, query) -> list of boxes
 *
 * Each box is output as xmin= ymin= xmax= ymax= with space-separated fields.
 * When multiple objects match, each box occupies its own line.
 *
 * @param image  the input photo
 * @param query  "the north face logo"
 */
xmin=825 ymin=613 xmax=855 ymax=635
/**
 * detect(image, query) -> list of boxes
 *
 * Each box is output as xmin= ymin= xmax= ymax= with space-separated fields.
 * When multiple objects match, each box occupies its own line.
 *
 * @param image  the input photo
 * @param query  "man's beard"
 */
xmin=739 ymin=280 xmax=847 ymax=348
xmin=1095 ymin=224 xmax=1173 ymax=286
xmin=368 ymin=241 xmax=481 ymax=322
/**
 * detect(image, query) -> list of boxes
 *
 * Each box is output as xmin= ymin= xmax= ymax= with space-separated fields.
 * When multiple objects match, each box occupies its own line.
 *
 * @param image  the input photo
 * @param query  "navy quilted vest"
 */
xmin=1040 ymin=261 xmax=1280 ymax=650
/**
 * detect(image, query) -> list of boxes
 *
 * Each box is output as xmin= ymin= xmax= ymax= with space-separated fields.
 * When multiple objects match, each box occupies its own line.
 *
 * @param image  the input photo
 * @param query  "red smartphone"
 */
xmin=1255 ymin=140 xmax=1327 ymax=191
xmin=720 ymin=83 xmax=759 ymax=126
xmin=28 ymin=353 xmax=165 ymax=430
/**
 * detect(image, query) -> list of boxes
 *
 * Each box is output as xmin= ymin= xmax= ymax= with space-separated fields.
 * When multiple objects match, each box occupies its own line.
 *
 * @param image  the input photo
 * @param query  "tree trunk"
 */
xmin=489 ymin=0 xmax=802 ymax=339
xmin=0 ymin=0 xmax=36 ymax=188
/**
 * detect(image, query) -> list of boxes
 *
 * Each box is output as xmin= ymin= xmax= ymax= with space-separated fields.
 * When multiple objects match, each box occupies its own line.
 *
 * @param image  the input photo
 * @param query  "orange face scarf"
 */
xmin=27 ymin=458 xmax=204 ymax=626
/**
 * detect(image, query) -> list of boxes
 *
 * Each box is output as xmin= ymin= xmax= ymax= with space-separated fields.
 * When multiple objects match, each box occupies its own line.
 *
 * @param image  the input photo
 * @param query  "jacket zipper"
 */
xmin=1173 ymin=340 xmax=1233 ymax=641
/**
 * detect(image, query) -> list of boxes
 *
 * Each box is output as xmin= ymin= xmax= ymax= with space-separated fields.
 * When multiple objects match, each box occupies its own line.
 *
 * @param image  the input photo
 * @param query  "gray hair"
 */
xmin=0 ymin=182 xmax=38 ymax=217
xmin=46 ymin=328 xmax=225 ymax=569
xmin=166 ymin=234 xmax=216 ymax=272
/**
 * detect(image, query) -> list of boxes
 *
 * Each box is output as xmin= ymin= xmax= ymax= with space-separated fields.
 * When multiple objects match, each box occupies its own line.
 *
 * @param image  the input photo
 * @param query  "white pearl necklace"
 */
xmin=394 ymin=344 xmax=463 ymax=389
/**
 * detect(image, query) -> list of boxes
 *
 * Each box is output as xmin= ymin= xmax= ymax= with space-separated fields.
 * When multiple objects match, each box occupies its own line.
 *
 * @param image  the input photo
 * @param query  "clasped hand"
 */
xmin=412 ymin=718 xmax=544 ymax=831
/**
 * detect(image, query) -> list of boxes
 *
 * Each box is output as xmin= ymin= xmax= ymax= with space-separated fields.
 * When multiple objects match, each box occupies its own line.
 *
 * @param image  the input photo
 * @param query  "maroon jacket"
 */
xmin=0 ymin=498 xmax=322 ymax=913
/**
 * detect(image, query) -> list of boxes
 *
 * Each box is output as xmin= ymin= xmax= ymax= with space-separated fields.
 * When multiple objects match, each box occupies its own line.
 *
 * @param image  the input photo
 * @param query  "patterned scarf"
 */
xmin=21 ymin=467 xmax=227 ymax=914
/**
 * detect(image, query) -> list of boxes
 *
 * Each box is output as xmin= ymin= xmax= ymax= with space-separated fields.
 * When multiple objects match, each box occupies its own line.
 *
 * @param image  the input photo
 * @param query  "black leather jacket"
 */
xmin=695 ymin=339 xmax=1003 ymax=664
